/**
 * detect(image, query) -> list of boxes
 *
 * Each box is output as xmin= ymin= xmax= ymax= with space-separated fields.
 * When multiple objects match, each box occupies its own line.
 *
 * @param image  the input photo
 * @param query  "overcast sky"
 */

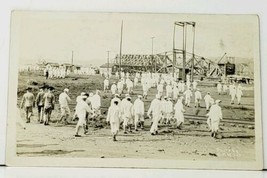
xmin=16 ymin=12 xmax=258 ymax=66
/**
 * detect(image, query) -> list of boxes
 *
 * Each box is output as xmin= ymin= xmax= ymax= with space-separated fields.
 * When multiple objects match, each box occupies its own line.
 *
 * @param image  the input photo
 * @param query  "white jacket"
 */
xmin=91 ymin=94 xmax=101 ymax=109
xmin=207 ymin=104 xmax=222 ymax=122
xmin=76 ymin=100 xmax=91 ymax=119
xmin=121 ymin=100 xmax=134 ymax=118
xmin=133 ymin=98 xmax=144 ymax=115
xmin=106 ymin=105 xmax=121 ymax=123
xmin=147 ymin=98 xmax=162 ymax=116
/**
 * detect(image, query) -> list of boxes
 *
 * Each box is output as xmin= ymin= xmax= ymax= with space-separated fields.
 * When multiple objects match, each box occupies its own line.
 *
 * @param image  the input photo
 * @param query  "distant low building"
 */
xmin=46 ymin=62 xmax=60 ymax=68
xmin=99 ymin=63 xmax=116 ymax=75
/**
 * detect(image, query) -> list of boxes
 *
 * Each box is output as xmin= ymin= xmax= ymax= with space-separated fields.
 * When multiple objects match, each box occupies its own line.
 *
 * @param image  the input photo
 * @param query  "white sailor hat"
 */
xmin=137 ymin=95 xmax=143 ymax=98
xmin=215 ymin=99 xmax=221 ymax=104
xmin=64 ymin=88 xmax=69 ymax=92
xmin=81 ymin=92 xmax=86 ymax=96
xmin=81 ymin=95 xmax=87 ymax=99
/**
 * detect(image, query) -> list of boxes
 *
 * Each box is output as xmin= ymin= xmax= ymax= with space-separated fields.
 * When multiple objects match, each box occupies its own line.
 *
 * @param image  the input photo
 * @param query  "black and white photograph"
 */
xmin=6 ymin=11 xmax=262 ymax=169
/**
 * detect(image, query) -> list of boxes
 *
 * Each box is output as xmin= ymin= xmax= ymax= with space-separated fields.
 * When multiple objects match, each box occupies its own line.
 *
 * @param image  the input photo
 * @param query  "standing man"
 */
xmin=147 ymin=94 xmax=162 ymax=135
xmin=172 ymin=85 xmax=179 ymax=101
xmin=217 ymin=82 xmax=222 ymax=95
xmin=59 ymin=88 xmax=71 ymax=124
xmin=174 ymin=96 xmax=185 ymax=129
xmin=73 ymin=92 xmax=86 ymax=120
xmin=43 ymin=86 xmax=55 ymax=125
xmin=91 ymin=90 xmax=101 ymax=119
xmin=121 ymin=97 xmax=134 ymax=134
xmin=117 ymin=80 xmax=123 ymax=96
xmin=160 ymin=96 xmax=168 ymax=124
xmin=74 ymin=95 xmax=92 ymax=137
xmin=126 ymin=79 xmax=134 ymax=94
xmin=236 ymin=86 xmax=243 ymax=105
xmin=111 ymin=82 xmax=117 ymax=96
xmin=206 ymin=100 xmax=223 ymax=138
xmin=204 ymin=92 xmax=212 ymax=111
xmin=45 ymin=68 xmax=49 ymax=79
xmin=184 ymin=88 xmax=193 ymax=107
xmin=142 ymin=80 xmax=149 ymax=99
xmin=157 ymin=82 xmax=164 ymax=97
xmin=166 ymin=84 xmax=173 ymax=98
xmin=133 ymin=95 xmax=145 ymax=131
xmin=165 ymin=97 xmax=173 ymax=124
xmin=35 ymin=86 xmax=45 ymax=123
xmin=103 ymin=78 xmax=109 ymax=93
xmin=134 ymin=76 xmax=138 ymax=87
xmin=106 ymin=100 xmax=121 ymax=141
xmin=194 ymin=88 xmax=202 ymax=108
xmin=192 ymin=80 xmax=198 ymax=91
xmin=20 ymin=87 xmax=35 ymax=123
xmin=230 ymin=85 xmax=237 ymax=104
xmin=223 ymin=83 xmax=228 ymax=95
xmin=229 ymin=83 xmax=234 ymax=96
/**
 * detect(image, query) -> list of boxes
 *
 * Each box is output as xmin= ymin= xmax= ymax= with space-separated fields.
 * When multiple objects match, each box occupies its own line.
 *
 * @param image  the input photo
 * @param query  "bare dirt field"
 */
xmin=16 ymin=72 xmax=256 ymax=161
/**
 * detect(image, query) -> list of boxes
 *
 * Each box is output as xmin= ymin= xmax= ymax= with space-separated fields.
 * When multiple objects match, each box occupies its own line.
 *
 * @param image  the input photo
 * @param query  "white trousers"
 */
xmin=150 ymin=114 xmax=161 ymax=133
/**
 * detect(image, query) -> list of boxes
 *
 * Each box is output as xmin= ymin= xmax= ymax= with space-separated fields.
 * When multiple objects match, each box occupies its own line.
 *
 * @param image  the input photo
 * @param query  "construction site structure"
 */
xmin=109 ymin=20 xmax=238 ymax=80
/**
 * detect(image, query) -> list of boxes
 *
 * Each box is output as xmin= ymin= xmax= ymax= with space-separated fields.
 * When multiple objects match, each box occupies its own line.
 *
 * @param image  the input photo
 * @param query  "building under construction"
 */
xmin=103 ymin=21 xmax=241 ymax=81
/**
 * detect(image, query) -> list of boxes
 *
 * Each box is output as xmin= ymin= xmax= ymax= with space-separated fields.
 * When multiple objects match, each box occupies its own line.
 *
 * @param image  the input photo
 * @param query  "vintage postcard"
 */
xmin=6 ymin=11 xmax=263 ymax=170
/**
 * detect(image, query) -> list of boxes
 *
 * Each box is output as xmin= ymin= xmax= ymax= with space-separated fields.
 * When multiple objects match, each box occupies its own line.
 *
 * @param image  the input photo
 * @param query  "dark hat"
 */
xmin=48 ymin=86 xmax=55 ymax=90
xmin=26 ymin=87 xmax=32 ymax=91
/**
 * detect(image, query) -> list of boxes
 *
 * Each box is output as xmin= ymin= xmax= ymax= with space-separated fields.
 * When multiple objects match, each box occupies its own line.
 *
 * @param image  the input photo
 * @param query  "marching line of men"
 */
xmin=105 ymin=92 xmax=223 ymax=139
xmin=108 ymin=71 xmax=244 ymax=106
xmin=21 ymin=86 xmax=56 ymax=125
xmin=20 ymin=76 xmax=244 ymax=141
xmin=44 ymin=67 xmax=69 ymax=80
xmin=20 ymin=86 xmax=102 ymax=138
xmin=102 ymin=74 xmax=245 ymax=139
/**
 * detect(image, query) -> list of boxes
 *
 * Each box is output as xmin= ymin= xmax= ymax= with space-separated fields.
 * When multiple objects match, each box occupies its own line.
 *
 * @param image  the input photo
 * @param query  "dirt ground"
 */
xmin=16 ymin=72 xmax=256 ymax=161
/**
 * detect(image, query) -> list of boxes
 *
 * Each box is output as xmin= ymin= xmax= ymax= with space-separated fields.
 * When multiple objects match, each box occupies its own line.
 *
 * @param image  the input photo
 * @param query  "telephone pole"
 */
xmin=107 ymin=50 xmax=110 ymax=78
xmin=151 ymin=36 xmax=155 ymax=72
xmin=71 ymin=50 xmax=74 ymax=65
xmin=119 ymin=20 xmax=123 ymax=78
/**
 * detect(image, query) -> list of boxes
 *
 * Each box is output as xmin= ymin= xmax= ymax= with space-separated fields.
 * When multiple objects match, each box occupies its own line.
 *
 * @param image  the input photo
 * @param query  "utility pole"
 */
xmin=191 ymin=22 xmax=196 ymax=82
xmin=71 ymin=50 xmax=74 ymax=65
xmin=119 ymin=20 xmax=123 ymax=79
xmin=107 ymin=50 xmax=110 ymax=78
xmin=172 ymin=25 xmax=176 ymax=78
xmin=151 ymin=37 xmax=155 ymax=73
xmin=182 ymin=23 xmax=187 ymax=82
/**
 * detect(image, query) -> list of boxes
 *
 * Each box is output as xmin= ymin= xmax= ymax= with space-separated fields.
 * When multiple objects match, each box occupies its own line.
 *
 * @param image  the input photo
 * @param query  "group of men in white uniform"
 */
xmin=217 ymin=82 xmax=243 ymax=105
xmin=105 ymin=90 xmax=222 ymax=138
xmin=44 ymin=67 xmax=69 ymax=79
xmin=106 ymin=94 xmax=145 ymax=141
xmin=102 ymin=71 xmax=246 ymax=139
xmin=20 ymin=70 xmax=245 ymax=141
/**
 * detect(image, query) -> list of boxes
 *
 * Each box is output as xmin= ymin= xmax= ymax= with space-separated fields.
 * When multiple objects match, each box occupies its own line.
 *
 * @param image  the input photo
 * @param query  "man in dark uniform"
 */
xmin=35 ymin=86 xmax=45 ymax=123
xmin=20 ymin=87 xmax=35 ymax=123
xmin=43 ymin=86 xmax=55 ymax=125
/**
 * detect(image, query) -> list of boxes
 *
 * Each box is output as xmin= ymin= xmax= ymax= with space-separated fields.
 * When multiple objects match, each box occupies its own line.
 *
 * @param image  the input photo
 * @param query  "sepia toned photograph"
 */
xmin=6 ymin=11 xmax=262 ymax=169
